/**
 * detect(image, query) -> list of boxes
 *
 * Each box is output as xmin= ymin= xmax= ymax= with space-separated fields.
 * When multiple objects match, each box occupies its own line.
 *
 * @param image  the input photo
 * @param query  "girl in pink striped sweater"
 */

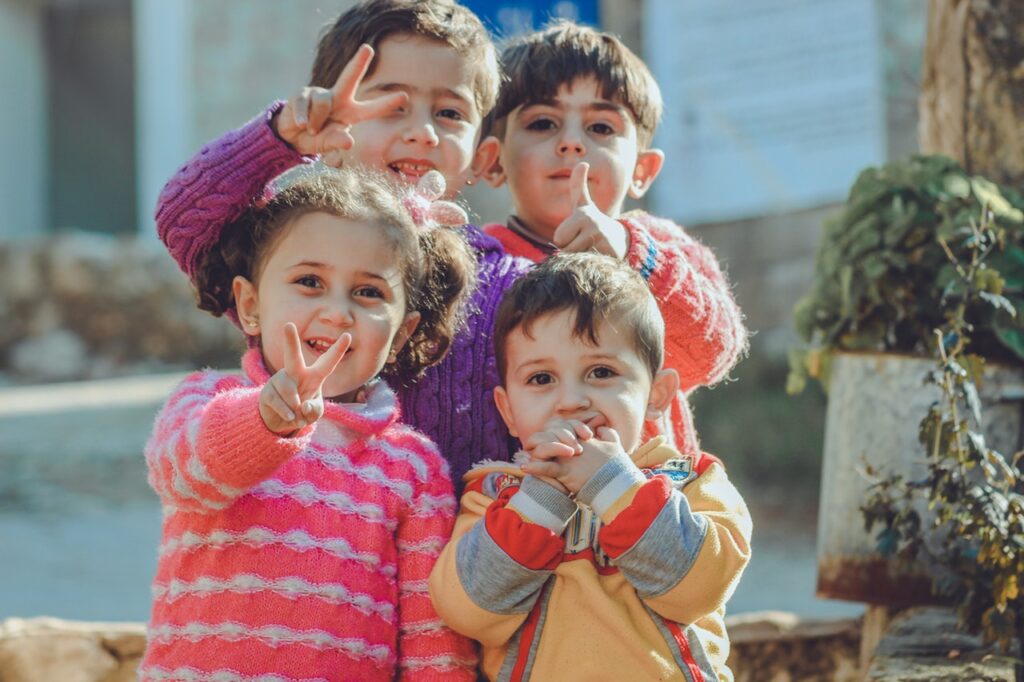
xmin=140 ymin=167 xmax=478 ymax=681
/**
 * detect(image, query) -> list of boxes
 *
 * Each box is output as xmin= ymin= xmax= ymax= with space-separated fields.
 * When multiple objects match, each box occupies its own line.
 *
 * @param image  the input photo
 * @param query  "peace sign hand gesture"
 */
xmin=274 ymin=44 xmax=408 ymax=159
xmin=552 ymin=162 xmax=629 ymax=259
xmin=259 ymin=323 xmax=351 ymax=435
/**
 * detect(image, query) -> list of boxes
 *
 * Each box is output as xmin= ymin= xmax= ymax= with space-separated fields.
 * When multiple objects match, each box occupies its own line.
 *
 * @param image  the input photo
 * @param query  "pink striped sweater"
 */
xmin=140 ymin=349 xmax=477 ymax=681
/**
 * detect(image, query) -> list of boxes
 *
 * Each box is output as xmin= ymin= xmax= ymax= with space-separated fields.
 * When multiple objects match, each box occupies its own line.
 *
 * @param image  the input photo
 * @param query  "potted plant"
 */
xmin=787 ymin=154 xmax=1024 ymax=638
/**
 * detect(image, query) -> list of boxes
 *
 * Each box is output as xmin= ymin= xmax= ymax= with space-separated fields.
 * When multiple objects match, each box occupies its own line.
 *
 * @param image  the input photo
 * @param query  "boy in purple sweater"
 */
xmin=158 ymin=0 xmax=528 ymax=485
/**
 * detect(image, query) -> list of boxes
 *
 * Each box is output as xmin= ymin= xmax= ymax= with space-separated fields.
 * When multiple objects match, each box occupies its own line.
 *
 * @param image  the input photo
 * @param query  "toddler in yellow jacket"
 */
xmin=429 ymin=252 xmax=752 ymax=681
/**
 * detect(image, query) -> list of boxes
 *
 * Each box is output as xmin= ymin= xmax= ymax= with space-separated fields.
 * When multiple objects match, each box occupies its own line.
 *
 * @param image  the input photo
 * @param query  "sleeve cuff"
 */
xmin=506 ymin=476 xmax=578 ymax=533
xmin=621 ymin=217 xmax=658 ymax=281
xmin=575 ymin=452 xmax=647 ymax=521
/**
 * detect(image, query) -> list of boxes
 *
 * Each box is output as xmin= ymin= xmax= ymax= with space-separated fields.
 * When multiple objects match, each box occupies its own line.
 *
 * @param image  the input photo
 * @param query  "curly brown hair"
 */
xmin=193 ymin=166 xmax=477 ymax=382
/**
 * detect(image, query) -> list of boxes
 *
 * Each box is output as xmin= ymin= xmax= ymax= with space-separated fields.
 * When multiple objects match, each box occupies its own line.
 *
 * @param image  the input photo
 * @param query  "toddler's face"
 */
xmin=495 ymin=310 xmax=656 ymax=454
xmin=236 ymin=212 xmax=417 ymax=401
xmin=338 ymin=34 xmax=493 ymax=199
xmin=496 ymin=77 xmax=657 ymax=239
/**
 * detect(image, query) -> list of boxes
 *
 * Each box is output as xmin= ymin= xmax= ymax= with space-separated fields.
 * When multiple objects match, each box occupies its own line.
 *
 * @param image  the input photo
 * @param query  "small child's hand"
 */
xmin=522 ymin=417 xmax=594 ymax=460
xmin=259 ymin=323 xmax=350 ymax=435
xmin=522 ymin=424 xmax=624 ymax=495
xmin=274 ymin=44 xmax=408 ymax=159
xmin=552 ymin=162 xmax=629 ymax=259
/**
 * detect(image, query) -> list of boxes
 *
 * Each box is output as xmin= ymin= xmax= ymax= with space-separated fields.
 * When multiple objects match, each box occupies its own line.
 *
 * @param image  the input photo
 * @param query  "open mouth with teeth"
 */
xmin=306 ymin=338 xmax=341 ymax=356
xmin=388 ymin=161 xmax=435 ymax=179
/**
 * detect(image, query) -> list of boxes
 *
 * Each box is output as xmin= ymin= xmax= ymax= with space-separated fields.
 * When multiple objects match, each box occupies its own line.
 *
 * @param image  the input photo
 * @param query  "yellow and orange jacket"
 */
xmin=429 ymin=437 xmax=752 ymax=681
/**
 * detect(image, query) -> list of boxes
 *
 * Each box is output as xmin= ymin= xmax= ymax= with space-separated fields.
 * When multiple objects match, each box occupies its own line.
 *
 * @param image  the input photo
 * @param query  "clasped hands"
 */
xmin=518 ymin=414 xmax=625 ymax=496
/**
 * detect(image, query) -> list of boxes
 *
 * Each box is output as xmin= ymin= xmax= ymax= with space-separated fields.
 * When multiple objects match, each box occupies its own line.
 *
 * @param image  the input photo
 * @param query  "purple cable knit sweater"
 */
xmin=155 ymin=104 xmax=530 ymax=486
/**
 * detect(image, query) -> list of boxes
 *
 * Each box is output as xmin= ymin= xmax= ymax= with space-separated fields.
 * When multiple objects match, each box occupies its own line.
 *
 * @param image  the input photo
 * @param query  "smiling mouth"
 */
xmin=389 ymin=160 xmax=435 ymax=178
xmin=306 ymin=338 xmax=343 ymax=356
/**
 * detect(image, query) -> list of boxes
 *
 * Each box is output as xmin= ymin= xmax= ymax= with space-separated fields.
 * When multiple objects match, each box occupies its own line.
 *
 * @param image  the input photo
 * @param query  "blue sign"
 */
xmin=461 ymin=0 xmax=600 ymax=37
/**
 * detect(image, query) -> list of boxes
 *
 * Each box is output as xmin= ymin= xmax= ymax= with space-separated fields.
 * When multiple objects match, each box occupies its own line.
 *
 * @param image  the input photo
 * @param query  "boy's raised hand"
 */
xmin=552 ymin=162 xmax=629 ymax=259
xmin=521 ymin=416 xmax=622 ymax=495
xmin=259 ymin=323 xmax=351 ymax=435
xmin=274 ymin=44 xmax=408 ymax=159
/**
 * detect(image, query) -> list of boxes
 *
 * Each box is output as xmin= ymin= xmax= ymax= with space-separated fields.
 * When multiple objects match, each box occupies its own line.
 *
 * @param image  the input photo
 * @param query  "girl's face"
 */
xmin=234 ymin=212 xmax=419 ymax=401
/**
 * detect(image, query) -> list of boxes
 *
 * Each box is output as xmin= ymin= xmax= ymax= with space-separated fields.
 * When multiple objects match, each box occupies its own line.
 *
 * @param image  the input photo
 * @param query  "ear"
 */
xmin=471 ymin=135 xmax=502 ymax=184
xmin=232 ymin=275 xmax=261 ymax=337
xmin=483 ymin=144 xmax=508 ymax=189
xmin=493 ymin=385 xmax=519 ymax=438
xmin=388 ymin=311 xmax=422 ymax=360
xmin=645 ymin=367 xmax=679 ymax=421
xmin=627 ymin=148 xmax=664 ymax=199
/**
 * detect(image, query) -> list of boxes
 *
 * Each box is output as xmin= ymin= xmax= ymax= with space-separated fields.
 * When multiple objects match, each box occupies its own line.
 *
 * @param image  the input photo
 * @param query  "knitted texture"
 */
xmin=156 ymin=102 xmax=312 ymax=281
xmin=484 ymin=216 xmax=748 ymax=455
xmin=140 ymin=349 xmax=477 ymax=681
xmin=154 ymin=104 xmax=534 ymax=487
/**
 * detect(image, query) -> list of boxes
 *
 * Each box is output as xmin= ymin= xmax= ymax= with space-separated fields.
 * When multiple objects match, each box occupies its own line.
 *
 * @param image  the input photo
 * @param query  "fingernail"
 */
xmin=284 ymin=411 xmax=295 ymax=421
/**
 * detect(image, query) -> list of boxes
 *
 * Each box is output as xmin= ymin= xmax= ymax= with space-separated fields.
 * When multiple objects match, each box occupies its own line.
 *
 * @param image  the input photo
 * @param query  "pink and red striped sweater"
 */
xmin=140 ymin=349 xmax=477 ymax=681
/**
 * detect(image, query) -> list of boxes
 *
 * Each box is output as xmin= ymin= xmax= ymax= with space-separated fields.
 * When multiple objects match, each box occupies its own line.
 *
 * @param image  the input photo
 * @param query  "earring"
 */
xmin=247 ymin=319 xmax=258 ymax=328
xmin=466 ymin=178 xmax=475 ymax=186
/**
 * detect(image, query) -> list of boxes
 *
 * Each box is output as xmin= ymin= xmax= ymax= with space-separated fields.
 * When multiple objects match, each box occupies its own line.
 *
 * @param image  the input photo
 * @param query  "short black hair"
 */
xmin=486 ymin=21 xmax=662 ymax=146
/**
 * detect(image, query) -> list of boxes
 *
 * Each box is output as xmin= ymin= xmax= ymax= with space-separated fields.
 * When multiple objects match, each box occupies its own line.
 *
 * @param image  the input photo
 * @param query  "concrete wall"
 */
xmin=0 ymin=0 xmax=47 ymax=238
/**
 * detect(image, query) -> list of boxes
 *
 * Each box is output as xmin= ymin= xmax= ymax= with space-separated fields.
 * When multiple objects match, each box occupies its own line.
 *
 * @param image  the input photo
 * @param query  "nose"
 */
xmin=557 ymin=124 xmax=585 ymax=157
xmin=555 ymin=382 xmax=591 ymax=414
xmin=319 ymin=298 xmax=354 ymax=327
xmin=402 ymin=108 xmax=439 ymax=147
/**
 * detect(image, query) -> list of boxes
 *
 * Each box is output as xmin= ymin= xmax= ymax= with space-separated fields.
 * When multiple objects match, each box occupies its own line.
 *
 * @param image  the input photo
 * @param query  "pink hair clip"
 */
xmin=403 ymin=171 xmax=469 ymax=228
xmin=253 ymin=182 xmax=277 ymax=209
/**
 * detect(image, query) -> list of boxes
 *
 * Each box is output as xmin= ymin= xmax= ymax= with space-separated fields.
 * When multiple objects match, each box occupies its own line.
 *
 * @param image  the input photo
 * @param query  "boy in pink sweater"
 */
xmin=141 ymin=168 xmax=477 ymax=680
xmin=482 ymin=22 xmax=747 ymax=454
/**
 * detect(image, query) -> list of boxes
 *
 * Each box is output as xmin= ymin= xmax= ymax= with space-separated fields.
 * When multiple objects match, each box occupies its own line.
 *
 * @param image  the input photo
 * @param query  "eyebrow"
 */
xmin=520 ymin=99 xmax=627 ymax=116
xmin=287 ymin=262 xmax=391 ymax=283
xmin=367 ymin=82 xmax=474 ymax=106
xmin=512 ymin=357 xmax=552 ymax=373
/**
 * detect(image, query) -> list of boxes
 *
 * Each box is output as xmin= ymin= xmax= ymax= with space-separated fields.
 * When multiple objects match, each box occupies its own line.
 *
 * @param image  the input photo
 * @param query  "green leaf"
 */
xmin=972 ymin=177 xmax=1024 ymax=222
xmin=944 ymin=173 xmax=972 ymax=199
xmin=993 ymin=323 xmax=1024 ymax=360
xmin=979 ymin=291 xmax=1017 ymax=317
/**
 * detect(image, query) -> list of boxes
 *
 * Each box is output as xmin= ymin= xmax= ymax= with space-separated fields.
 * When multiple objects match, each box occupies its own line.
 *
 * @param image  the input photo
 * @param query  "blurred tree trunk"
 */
xmin=918 ymin=0 xmax=1024 ymax=187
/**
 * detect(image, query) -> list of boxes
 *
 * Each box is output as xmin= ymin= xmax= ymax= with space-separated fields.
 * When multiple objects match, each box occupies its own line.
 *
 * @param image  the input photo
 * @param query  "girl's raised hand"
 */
xmin=274 ymin=44 xmax=408 ymax=158
xmin=259 ymin=323 xmax=351 ymax=435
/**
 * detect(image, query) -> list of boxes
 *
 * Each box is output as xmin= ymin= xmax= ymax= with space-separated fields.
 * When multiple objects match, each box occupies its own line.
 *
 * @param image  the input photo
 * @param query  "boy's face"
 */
xmin=491 ymin=77 xmax=663 ymax=239
xmin=340 ymin=34 xmax=498 ymax=198
xmin=494 ymin=309 xmax=676 ymax=455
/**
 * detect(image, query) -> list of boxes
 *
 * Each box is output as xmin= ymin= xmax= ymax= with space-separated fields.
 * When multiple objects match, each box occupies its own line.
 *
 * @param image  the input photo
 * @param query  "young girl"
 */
xmin=140 ymin=167 xmax=478 ymax=681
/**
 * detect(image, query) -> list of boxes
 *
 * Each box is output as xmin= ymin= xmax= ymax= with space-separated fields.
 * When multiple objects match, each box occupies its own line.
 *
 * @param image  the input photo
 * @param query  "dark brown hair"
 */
xmin=486 ymin=21 xmax=662 ymax=147
xmin=194 ymin=166 xmax=477 ymax=382
xmin=493 ymin=252 xmax=663 ymax=382
xmin=310 ymin=0 xmax=500 ymax=116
